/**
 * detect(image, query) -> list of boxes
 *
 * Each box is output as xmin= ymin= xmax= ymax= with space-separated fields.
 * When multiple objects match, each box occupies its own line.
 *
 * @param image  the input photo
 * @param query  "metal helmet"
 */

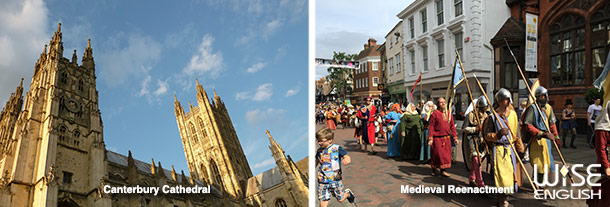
xmin=535 ymin=86 xmax=548 ymax=105
xmin=494 ymin=88 xmax=512 ymax=104
xmin=476 ymin=95 xmax=488 ymax=108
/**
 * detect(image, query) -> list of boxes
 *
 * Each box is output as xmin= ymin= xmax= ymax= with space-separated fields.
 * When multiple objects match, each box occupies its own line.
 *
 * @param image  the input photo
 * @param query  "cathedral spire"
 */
xmin=72 ymin=49 xmax=77 ymax=64
xmin=195 ymin=79 xmax=210 ymax=103
xmin=82 ymin=39 xmax=95 ymax=70
xmin=157 ymin=161 xmax=166 ymax=178
xmin=48 ymin=23 xmax=63 ymax=60
xmin=266 ymin=130 xmax=280 ymax=150
xmin=151 ymin=158 xmax=156 ymax=175
xmin=171 ymin=165 xmax=177 ymax=182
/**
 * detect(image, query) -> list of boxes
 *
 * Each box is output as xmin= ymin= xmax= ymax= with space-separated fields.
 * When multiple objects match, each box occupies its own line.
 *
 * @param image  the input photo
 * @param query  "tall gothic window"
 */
xmin=550 ymin=14 xmax=585 ymax=87
xmin=59 ymin=126 xmax=67 ymax=142
xmin=210 ymin=159 xmax=223 ymax=189
xmin=189 ymin=123 xmax=198 ymax=143
xmin=591 ymin=4 xmax=610 ymax=82
xmin=78 ymin=79 xmax=84 ymax=91
xmin=197 ymin=117 xmax=209 ymax=142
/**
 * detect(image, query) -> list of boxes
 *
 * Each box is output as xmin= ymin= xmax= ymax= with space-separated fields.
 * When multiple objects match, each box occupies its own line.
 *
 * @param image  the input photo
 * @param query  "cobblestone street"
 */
xmin=316 ymin=123 xmax=597 ymax=207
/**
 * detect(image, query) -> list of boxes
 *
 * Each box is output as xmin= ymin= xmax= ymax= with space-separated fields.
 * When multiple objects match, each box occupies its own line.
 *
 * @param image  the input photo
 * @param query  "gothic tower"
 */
xmin=0 ymin=23 xmax=109 ymax=207
xmin=174 ymin=80 xmax=252 ymax=200
xmin=266 ymin=131 xmax=309 ymax=206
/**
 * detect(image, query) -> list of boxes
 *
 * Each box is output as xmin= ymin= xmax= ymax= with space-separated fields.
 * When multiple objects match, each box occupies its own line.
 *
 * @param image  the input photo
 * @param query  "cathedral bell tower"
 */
xmin=174 ymin=80 xmax=252 ymax=200
xmin=0 ymin=23 xmax=109 ymax=207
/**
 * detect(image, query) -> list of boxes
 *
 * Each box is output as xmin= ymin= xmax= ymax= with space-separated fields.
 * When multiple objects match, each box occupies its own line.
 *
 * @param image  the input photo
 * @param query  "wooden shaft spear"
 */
xmin=473 ymin=74 xmax=539 ymax=191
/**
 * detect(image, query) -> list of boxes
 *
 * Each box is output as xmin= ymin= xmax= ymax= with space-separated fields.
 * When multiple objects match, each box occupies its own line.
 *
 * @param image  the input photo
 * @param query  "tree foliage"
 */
xmin=585 ymin=87 xmax=604 ymax=104
xmin=326 ymin=52 xmax=357 ymax=100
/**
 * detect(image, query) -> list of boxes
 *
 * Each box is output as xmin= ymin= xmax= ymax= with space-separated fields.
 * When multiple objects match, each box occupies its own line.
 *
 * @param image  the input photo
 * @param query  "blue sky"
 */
xmin=315 ymin=0 xmax=412 ymax=79
xmin=0 ymin=0 xmax=308 ymax=176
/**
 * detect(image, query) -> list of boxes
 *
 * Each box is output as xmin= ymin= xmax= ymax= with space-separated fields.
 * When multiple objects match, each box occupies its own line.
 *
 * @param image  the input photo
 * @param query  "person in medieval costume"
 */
xmin=428 ymin=97 xmax=459 ymax=177
xmin=522 ymin=86 xmax=561 ymax=183
xmin=357 ymin=97 xmax=377 ymax=154
xmin=463 ymin=96 xmax=489 ymax=187
xmin=401 ymin=103 xmax=422 ymax=160
xmin=326 ymin=106 xmax=337 ymax=130
xmin=385 ymin=104 xmax=403 ymax=157
xmin=420 ymin=101 xmax=436 ymax=163
xmin=483 ymin=88 xmax=524 ymax=207
xmin=587 ymin=100 xmax=610 ymax=207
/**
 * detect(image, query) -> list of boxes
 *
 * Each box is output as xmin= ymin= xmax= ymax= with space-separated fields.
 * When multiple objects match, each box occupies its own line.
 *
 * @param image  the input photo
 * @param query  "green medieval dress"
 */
xmin=400 ymin=113 xmax=423 ymax=160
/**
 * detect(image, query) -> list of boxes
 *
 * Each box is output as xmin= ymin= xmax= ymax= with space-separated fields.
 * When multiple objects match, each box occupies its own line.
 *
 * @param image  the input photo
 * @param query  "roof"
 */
xmin=355 ymin=44 xmax=381 ymax=60
xmin=106 ymin=150 xmax=221 ymax=196
xmin=385 ymin=21 xmax=403 ymax=38
xmin=245 ymin=166 xmax=285 ymax=196
xmin=491 ymin=17 xmax=525 ymax=45
xmin=295 ymin=157 xmax=308 ymax=177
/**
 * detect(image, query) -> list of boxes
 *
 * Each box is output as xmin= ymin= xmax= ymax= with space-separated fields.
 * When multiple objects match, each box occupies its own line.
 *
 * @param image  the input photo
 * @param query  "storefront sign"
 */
xmin=525 ymin=13 xmax=538 ymax=72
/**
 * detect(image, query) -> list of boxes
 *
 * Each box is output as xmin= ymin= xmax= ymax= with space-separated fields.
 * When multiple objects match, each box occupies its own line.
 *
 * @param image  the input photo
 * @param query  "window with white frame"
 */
xmin=437 ymin=39 xmax=445 ymax=68
xmin=366 ymin=78 xmax=368 ymax=87
xmin=389 ymin=58 xmax=394 ymax=75
xmin=365 ymin=62 xmax=368 ymax=72
xmin=454 ymin=32 xmax=463 ymax=59
xmin=395 ymin=54 xmax=401 ymax=73
xmin=372 ymin=77 xmax=379 ymax=87
xmin=372 ymin=62 xmax=378 ymax=71
xmin=423 ymin=46 xmax=429 ymax=72
xmin=436 ymin=0 xmax=444 ymax=25
xmin=455 ymin=0 xmax=463 ymax=17
xmin=421 ymin=9 xmax=427 ymax=33
xmin=409 ymin=17 xmax=415 ymax=38
xmin=410 ymin=50 xmax=415 ymax=74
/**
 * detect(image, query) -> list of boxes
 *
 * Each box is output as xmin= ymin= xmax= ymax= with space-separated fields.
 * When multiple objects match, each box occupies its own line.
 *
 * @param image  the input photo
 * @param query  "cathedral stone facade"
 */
xmin=0 ymin=23 xmax=308 ymax=207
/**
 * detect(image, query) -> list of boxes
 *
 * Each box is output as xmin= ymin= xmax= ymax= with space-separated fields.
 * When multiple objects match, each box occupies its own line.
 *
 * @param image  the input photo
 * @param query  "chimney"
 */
xmin=364 ymin=44 xmax=369 ymax=50
xmin=368 ymin=38 xmax=377 ymax=46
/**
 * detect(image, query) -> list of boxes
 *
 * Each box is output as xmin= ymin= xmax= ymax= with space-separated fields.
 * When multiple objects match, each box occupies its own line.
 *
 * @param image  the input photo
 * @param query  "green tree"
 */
xmin=585 ymin=87 xmax=604 ymax=104
xmin=326 ymin=51 xmax=357 ymax=101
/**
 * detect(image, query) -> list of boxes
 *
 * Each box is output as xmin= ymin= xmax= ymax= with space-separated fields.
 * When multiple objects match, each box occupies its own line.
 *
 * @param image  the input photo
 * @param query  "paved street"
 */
xmin=315 ymin=123 xmax=597 ymax=207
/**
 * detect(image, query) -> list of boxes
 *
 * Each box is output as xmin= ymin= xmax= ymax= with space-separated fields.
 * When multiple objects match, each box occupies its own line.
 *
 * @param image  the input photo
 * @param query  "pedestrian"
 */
xmin=463 ymin=96 xmax=489 ymax=187
xmin=357 ymin=97 xmax=377 ymax=154
xmin=522 ymin=86 xmax=560 ymax=183
xmin=400 ymin=103 xmax=422 ymax=160
xmin=316 ymin=128 xmax=355 ymax=207
xmin=561 ymin=99 xmax=577 ymax=149
xmin=588 ymin=98 xmax=603 ymax=149
xmin=483 ymin=88 xmax=524 ymax=207
xmin=420 ymin=101 xmax=435 ymax=163
xmin=325 ymin=106 xmax=337 ymax=130
xmin=385 ymin=103 xmax=403 ymax=158
xmin=428 ymin=97 xmax=459 ymax=177
xmin=587 ymin=100 xmax=610 ymax=207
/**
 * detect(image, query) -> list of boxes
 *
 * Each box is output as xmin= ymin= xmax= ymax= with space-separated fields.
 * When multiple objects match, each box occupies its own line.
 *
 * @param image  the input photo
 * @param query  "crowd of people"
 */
xmin=316 ymin=87 xmax=610 ymax=207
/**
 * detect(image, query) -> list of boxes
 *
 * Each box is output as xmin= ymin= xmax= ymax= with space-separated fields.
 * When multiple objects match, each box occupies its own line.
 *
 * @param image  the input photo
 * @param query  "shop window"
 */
xmin=550 ymin=14 xmax=585 ymax=87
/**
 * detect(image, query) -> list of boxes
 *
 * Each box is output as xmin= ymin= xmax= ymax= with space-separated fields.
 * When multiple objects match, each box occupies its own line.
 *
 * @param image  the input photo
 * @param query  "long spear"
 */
xmin=473 ymin=74 xmax=539 ymax=191
xmin=455 ymin=50 xmax=486 ymax=167
xmin=503 ymin=39 xmax=574 ymax=184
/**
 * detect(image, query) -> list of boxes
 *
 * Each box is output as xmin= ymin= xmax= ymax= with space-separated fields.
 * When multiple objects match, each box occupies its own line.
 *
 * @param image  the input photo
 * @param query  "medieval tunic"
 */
xmin=400 ymin=113 xmax=423 ymax=160
xmin=484 ymin=108 xmax=524 ymax=192
xmin=428 ymin=110 xmax=457 ymax=169
xmin=385 ymin=111 xmax=402 ymax=157
xmin=357 ymin=105 xmax=377 ymax=145
xmin=326 ymin=110 xmax=337 ymax=130
xmin=523 ymin=104 xmax=558 ymax=174
xmin=463 ymin=110 xmax=488 ymax=186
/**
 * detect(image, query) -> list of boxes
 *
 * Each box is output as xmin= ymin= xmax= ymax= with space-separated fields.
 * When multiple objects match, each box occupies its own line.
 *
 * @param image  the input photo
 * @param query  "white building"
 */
xmin=398 ymin=0 xmax=510 ymax=116
xmin=385 ymin=21 xmax=407 ymax=104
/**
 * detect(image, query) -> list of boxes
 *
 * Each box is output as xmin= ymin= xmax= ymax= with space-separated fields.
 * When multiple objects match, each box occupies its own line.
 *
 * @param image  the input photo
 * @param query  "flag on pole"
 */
xmin=445 ymin=53 xmax=465 ymax=117
xmin=410 ymin=73 xmax=422 ymax=102
xmin=593 ymin=52 xmax=610 ymax=108
xmin=526 ymin=79 xmax=540 ymax=108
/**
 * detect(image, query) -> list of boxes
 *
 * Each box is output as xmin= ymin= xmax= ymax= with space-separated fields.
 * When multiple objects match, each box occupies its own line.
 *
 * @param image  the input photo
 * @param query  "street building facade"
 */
xmin=398 ymin=0 xmax=510 ymax=118
xmin=385 ymin=21 xmax=407 ymax=104
xmin=353 ymin=38 xmax=383 ymax=103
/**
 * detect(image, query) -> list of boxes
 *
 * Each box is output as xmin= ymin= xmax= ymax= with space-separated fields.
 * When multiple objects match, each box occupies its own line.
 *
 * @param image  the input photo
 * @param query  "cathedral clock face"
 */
xmin=65 ymin=98 xmax=81 ymax=113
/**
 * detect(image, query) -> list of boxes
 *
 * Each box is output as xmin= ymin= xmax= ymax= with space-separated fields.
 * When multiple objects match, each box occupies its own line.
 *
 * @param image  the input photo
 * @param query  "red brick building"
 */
xmin=353 ymin=38 xmax=383 ymax=103
xmin=492 ymin=0 xmax=610 ymax=128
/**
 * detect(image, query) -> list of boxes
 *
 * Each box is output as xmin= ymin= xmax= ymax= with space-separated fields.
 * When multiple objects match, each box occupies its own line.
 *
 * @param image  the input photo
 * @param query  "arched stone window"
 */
xmin=58 ymin=126 xmax=67 ymax=142
xmin=274 ymin=199 xmax=288 ymax=207
xmin=189 ymin=122 xmax=198 ymax=143
xmin=78 ymin=79 xmax=84 ymax=91
xmin=200 ymin=163 xmax=210 ymax=183
xmin=549 ymin=14 xmax=586 ymax=87
xmin=197 ymin=117 xmax=210 ymax=142
xmin=210 ymin=159 xmax=223 ymax=189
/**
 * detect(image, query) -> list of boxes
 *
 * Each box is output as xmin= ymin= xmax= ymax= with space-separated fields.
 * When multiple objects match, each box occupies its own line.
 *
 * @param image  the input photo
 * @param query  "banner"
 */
xmin=445 ymin=54 xmax=465 ymax=117
xmin=525 ymin=13 xmax=538 ymax=72
xmin=410 ymin=73 xmax=422 ymax=102
xmin=315 ymin=58 xmax=359 ymax=69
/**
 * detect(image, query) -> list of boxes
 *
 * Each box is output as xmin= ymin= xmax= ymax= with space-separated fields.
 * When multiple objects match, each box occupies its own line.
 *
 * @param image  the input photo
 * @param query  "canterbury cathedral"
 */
xmin=0 ymin=23 xmax=308 ymax=207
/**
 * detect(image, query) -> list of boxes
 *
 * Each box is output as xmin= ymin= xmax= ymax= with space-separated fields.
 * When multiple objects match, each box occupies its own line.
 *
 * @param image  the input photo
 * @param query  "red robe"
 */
xmin=357 ymin=105 xmax=377 ymax=144
xmin=428 ymin=110 xmax=457 ymax=169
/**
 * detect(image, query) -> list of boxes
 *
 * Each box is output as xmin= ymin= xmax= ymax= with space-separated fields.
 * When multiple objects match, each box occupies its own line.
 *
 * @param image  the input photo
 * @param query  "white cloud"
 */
xmin=253 ymin=83 xmax=272 ymax=101
xmin=275 ymin=46 xmax=287 ymax=61
xmin=245 ymin=108 xmax=286 ymax=124
xmin=263 ymin=18 xmax=282 ymax=39
xmin=235 ymin=92 xmax=249 ymax=100
xmin=138 ymin=75 xmax=152 ymax=96
xmin=285 ymin=84 xmax=300 ymax=97
xmin=98 ymin=34 xmax=162 ymax=87
xmin=252 ymin=158 xmax=275 ymax=169
xmin=183 ymin=34 xmax=223 ymax=78
xmin=137 ymin=75 xmax=169 ymax=103
xmin=153 ymin=79 xmax=169 ymax=96
xmin=247 ymin=62 xmax=265 ymax=73
xmin=236 ymin=83 xmax=273 ymax=102
xmin=0 ymin=0 xmax=49 ymax=103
